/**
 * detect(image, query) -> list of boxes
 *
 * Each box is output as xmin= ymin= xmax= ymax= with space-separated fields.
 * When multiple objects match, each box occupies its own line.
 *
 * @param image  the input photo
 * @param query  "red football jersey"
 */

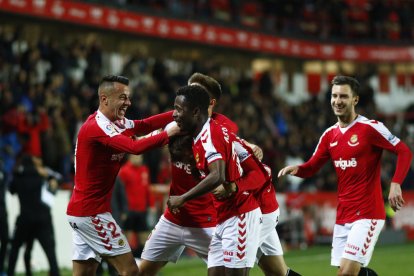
xmin=297 ymin=115 xmax=412 ymax=224
xmin=67 ymin=110 xmax=172 ymax=217
xmin=163 ymin=163 xmax=217 ymax=227
xmin=213 ymin=112 xmax=278 ymax=214
xmin=193 ymin=118 xmax=262 ymax=224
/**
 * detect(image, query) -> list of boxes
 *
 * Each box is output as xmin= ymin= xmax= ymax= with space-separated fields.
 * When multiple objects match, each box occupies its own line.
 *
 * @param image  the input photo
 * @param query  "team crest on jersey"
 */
xmin=348 ymin=134 xmax=359 ymax=146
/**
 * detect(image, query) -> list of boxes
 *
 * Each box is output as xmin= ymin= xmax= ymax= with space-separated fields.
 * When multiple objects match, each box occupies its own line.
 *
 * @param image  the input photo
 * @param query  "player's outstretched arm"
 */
xmin=243 ymin=140 xmax=263 ymax=161
xmin=388 ymin=182 xmax=405 ymax=212
xmin=277 ymin=165 xmax=299 ymax=178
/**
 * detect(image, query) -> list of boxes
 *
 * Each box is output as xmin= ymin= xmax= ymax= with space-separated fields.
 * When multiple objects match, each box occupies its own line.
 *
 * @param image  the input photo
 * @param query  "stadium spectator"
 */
xmin=278 ymin=76 xmax=413 ymax=276
xmin=66 ymin=75 xmax=180 ymax=276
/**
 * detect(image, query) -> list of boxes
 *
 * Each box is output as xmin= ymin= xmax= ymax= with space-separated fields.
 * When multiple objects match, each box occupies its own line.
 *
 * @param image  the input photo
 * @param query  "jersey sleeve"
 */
xmin=201 ymin=129 xmax=225 ymax=165
xmin=297 ymin=130 xmax=331 ymax=178
xmin=117 ymin=110 xmax=174 ymax=136
xmin=235 ymin=156 xmax=267 ymax=192
xmin=96 ymin=130 xmax=169 ymax=155
xmin=367 ymin=121 xmax=413 ymax=184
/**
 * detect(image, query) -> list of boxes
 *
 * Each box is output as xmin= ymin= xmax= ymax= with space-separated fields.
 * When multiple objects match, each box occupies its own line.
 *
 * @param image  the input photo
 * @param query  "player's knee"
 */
xmin=117 ymin=264 xmax=139 ymax=276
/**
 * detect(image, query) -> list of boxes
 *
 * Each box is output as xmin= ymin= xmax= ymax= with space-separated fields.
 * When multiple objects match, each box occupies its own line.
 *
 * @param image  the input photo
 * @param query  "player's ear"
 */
xmin=353 ymin=96 xmax=359 ymax=106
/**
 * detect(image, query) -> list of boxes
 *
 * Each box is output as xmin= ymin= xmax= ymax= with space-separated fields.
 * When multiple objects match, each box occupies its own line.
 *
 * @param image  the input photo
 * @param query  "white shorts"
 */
xmin=67 ymin=212 xmax=131 ymax=263
xmin=141 ymin=215 xmax=215 ymax=263
xmin=256 ymin=209 xmax=283 ymax=261
xmin=331 ymin=219 xmax=385 ymax=267
xmin=208 ymin=208 xmax=262 ymax=269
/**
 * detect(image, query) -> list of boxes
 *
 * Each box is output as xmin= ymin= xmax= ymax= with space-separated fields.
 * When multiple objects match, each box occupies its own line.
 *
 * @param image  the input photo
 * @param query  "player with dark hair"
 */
xmin=189 ymin=73 xmax=300 ymax=276
xmin=66 ymin=75 xmax=180 ymax=276
xmin=168 ymin=85 xmax=270 ymax=276
xmin=278 ymin=75 xmax=412 ymax=276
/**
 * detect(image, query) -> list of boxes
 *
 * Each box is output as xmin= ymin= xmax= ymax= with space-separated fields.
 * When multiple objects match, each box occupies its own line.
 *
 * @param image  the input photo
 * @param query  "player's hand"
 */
xmin=167 ymin=195 xmax=185 ymax=214
xmin=212 ymin=182 xmax=237 ymax=200
xmin=277 ymin=165 xmax=299 ymax=178
xmin=165 ymin=122 xmax=181 ymax=137
xmin=388 ymin=182 xmax=405 ymax=212
xmin=251 ymin=145 xmax=263 ymax=161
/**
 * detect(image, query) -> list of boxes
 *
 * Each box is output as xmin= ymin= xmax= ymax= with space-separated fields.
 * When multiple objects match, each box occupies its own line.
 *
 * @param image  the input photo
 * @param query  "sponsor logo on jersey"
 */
xmin=174 ymin=161 xmax=192 ymax=174
xmin=348 ymin=134 xmax=359 ymax=146
xmin=334 ymin=158 xmax=357 ymax=170
xmin=111 ymin=152 xmax=125 ymax=162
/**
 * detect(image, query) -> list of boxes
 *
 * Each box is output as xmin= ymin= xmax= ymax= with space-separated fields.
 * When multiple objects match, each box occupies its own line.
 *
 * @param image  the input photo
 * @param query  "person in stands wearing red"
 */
xmin=119 ymin=154 xmax=155 ymax=257
xmin=66 ymin=75 xmax=180 ymax=276
xmin=278 ymin=76 xmax=412 ymax=276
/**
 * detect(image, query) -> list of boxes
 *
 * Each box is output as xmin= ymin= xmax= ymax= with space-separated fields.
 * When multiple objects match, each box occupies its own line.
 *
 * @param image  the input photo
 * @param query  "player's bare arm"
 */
xmin=277 ymin=165 xmax=299 ymax=178
xmin=167 ymin=160 xmax=225 ymax=212
xmin=388 ymin=182 xmax=405 ymax=212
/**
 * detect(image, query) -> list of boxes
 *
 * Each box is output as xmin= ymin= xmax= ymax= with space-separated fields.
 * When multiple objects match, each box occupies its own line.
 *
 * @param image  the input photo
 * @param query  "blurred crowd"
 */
xmin=1 ymin=25 xmax=413 ymax=196
xmin=89 ymin=0 xmax=414 ymax=42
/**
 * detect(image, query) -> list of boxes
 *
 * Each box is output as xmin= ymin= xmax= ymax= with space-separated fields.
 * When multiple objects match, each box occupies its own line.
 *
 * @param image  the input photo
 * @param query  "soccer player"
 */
xmin=168 ymin=85 xmax=269 ymax=276
xmin=66 ymin=75 xmax=180 ymax=276
xmin=278 ymin=76 xmax=412 ymax=276
xmin=189 ymin=73 xmax=300 ymax=276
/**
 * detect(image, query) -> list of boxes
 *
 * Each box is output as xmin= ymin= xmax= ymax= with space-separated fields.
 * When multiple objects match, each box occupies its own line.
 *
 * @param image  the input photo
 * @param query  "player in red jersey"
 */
xmin=278 ymin=76 xmax=412 ymax=276
xmin=168 ymin=85 xmax=270 ymax=275
xmin=66 ymin=75 xmax=180 ymax=276
xmin=189 ymin=73 xmax=300 ymax=276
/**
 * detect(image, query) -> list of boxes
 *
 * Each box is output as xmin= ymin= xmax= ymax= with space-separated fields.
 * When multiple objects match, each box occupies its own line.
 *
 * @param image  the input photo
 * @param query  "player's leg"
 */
xmin=105 ymin=252 xmax=139 ymax=276
xmin=208 ymin=224 xmax=225 ymax=275
xmin=68 ymin=213 xmax=137 ymax=276
xmin=183 ymin=226 xmax=215 ymax=262
xmin=222 ymin=208 xmax=262 ymax=275
xmin=336 ymin=219 xmax=384 ymax=276
xmin=7 ymin=216 xmax=29 ymax=276
xmin=139 ymin=216 xmax=186 ymax=275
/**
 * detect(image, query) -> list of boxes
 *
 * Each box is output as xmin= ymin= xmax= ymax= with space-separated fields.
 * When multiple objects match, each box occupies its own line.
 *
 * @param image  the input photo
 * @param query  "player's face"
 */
xmin=107 ymin=83 xmax=131 ymax=121
xmin=173 ymin=95 xmax=196 ymax=133
xmin=331 ymin=84 xmax=358 ymax=118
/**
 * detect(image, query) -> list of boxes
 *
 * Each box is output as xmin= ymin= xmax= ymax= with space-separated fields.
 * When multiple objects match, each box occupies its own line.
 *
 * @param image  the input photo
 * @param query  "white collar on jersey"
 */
xmin=96 ymin=110 xmax=112 ymax=123
xmin=194 ymin=118 xmax=211 ymax=143
xmin=338 ymin=114 xmax=366 ymax=133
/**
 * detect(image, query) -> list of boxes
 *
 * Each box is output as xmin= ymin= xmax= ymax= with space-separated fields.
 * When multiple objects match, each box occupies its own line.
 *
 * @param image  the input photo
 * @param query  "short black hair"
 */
xmin=176 ymin=85 xmax=210 ymax=114
xmin=100 ymin=75 xmax=129 ymax=86
xmin=188 ymin=72 xmax=222 ymax=100
xmin=331 ymin=76 xmax=360 ymax=96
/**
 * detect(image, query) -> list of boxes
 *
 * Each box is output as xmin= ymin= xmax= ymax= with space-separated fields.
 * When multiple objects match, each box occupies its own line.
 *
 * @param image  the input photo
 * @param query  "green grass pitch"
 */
xmin=18 ymin=242 xmax=414 ymax=275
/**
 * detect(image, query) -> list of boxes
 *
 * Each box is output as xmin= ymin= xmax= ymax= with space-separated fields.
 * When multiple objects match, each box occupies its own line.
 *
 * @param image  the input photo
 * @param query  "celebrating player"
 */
xmin=189 ymin=73 xmax=300 ymax=276
xmin=168 ymin=85 xmax=270 ymax=275
xmin=278 ymin=75 xmax=412 ymax=276
xmin=66 ymin=75 xmax=180 ymax=276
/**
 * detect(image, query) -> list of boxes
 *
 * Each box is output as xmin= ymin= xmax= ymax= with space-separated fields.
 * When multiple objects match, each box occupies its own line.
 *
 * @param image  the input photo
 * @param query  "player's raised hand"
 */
xmin=277 ymin=165 xmax=299 ymax=178
xmin=167 ymin=195 xmax=185 ymax=214
xmin=165 ymin=121 xmax=181 ymax=137
xmin=388 ymin=182 xmax=405 ymax=212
